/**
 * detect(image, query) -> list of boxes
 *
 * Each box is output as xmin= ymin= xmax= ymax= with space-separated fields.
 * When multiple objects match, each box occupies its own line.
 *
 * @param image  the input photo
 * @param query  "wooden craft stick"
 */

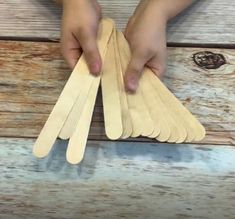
xmin=144 ymin=82 xmax=175 ymax=141
xmin=147 ymin=78 xmax=179 ymax=142
xmin=101 ymin=33 xmax=123 ymax=140
xmin=33 ymin=18 xmax=114 ymax=158
xmin=117 ymin=31 xmax=155 ymax=137
xmin=58 ymin=76 xmax=93 ymax=140
xmin=143 ymin=69 xmax=188 ymax=143
xmin=118 ymin=31 xmax=191 ymax=142
xmin=146 ymin=70 xmax=206 ymax=142
xmin=117 ymin=32 xmax=176 ymax=141
xmin=138 ymin=73 xmax=164 ymax=139
xmin=117 ymin=32 xmax=142 ymax=137
xmin=138 ymin=88 xmax=156 ymax=137
xmin=66 ymin=77 xmax=100 ymax=164
xmin=143 ymin=69 xmax=187 ymax=143
xmin=114 ymin=31 xmax=133 ymax=139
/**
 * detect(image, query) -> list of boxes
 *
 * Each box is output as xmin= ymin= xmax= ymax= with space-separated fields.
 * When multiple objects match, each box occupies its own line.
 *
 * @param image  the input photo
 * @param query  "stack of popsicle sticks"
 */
xmin=33 ymin=18 xmax=206 ymax=165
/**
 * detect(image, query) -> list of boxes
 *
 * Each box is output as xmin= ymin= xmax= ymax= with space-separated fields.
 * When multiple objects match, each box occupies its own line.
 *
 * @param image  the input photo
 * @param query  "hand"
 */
xmin=124 ymin=0 xmax=167 ymax=93
xmin=61 ymin=0 xmax=102 ymax=75
xmin=124 ymin=0 xmax=193 ymax=93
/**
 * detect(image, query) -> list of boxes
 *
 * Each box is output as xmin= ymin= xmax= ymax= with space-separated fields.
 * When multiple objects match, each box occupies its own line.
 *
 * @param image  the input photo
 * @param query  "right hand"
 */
xmin=61 ymin=0 xmax=102 ymax=75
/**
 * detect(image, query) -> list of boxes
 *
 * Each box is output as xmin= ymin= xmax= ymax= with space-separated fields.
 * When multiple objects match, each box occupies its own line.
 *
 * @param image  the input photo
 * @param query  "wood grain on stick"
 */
xmin=0 ymin=41 xmax=234 ymax=145
xmin=101 ymin=33 xmax=123 ymax=140
xmin=118 ymin=34 xmax=155 ymax=138
xmin=66 ymin=77 xmax=101 ymax=164
xmin=33 ymin=18 xmax=114 ymax=158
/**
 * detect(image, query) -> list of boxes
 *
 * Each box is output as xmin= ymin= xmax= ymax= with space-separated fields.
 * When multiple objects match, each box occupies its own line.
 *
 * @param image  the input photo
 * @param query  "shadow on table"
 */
xmin=43 ymin=139 xmax=195 ymax=179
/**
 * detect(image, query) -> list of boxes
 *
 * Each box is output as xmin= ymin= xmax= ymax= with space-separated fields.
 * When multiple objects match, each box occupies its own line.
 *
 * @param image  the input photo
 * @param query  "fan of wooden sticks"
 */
xmin=33 ymin=18 xmax=205 ymax=164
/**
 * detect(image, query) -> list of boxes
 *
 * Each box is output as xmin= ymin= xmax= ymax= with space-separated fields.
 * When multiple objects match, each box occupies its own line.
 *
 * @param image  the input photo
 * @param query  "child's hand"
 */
xmin=61 ymin=0 xmax=102 ymax=75
xmin=124 ymin=0 xmax=193 ymax=92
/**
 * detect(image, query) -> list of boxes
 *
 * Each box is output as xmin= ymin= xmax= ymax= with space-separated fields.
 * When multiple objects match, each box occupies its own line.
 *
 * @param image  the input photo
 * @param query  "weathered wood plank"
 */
xmin=0 ymin=0 xmax=235 ymax=44
xmin=1 ymin=138 xmax=235 ymax=219
xmin=0 ymin=40 xmax=234 ymax=144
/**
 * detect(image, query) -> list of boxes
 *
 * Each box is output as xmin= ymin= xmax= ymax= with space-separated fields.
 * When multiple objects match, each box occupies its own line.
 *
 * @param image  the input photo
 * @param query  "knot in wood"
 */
xmin=193 ymin=51 xmax=226 ymax=69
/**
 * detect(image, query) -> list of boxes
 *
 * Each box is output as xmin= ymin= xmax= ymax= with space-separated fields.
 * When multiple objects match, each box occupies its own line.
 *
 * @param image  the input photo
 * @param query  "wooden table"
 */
xmin=0 ymin=1 xmax=235 ymax=218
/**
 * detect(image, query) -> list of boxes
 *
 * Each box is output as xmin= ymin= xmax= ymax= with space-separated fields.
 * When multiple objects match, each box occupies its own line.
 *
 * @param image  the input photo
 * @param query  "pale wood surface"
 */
xmin=0 ymin=40 xmax=234 ymax=145
xmin=101 ymin=33 xmax=123 ymax=140
xmin=1 ymin=138 xmax=235 ymax=219
xmin=0 ymin=0 xmax=235 ymax=44
xmin=33 ymin=19 xmax=113 ymax=161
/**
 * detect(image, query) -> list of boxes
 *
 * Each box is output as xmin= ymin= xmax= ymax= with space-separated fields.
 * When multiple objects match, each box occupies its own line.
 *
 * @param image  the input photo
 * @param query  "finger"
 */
xmin=125 ymin=49 xmax=148 ymax=93
xmin=76 ymin=27 xmax=102 ymax=75
xmin=146 ymin=54 xmax=167 ymax=80
xmin=61 ymin=32 xmax=82 ymax=69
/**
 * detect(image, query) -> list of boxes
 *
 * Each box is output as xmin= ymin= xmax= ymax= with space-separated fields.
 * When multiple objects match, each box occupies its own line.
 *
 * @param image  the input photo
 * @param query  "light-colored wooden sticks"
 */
xmin=113 ymin=30 xmax=133 ymax=139
xmin=116 ymin=30 xmax=205 ymax=142
xmin=101 ymin=33 xmax=123 ymax=140
xmin=117 ymin=31 xmax=155 ymax=138
xmin=33 ymin=18 xmax=114 ymax=159
xmin=66 ymin=77 xmax=100 ymax=164
xmin=33 ymin=18 xmax=206 ymax=164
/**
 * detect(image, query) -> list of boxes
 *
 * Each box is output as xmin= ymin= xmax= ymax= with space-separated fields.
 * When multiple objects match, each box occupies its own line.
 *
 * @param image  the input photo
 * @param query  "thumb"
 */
xmin=77 ymin=27 xmax=102 ymax=75
xmin=124 ymin=49 xmax=148 ymax=93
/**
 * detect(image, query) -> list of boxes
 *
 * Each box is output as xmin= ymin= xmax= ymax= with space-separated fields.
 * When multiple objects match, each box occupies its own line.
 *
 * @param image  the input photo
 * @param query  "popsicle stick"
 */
xmin=118 ymin=31 xmax=191 ymax=142
xmin=58 ymin=76 xmax=93 ymax=140
xmin=117 ymin=32 xmax=142 ymax=137
xmin=114 ymin=31 xmax=133 ymax=139
xmin=146 ymin=70 xmax=206 ymax=142
xmin=148 ymin=81 xmax=179 ymax=142
xmin=143 ymin=69 xmax=187 ymax=143
xmin=117 ymin=31 xmax=155 ymax=137
xmin=138 ymin=73 xmax=165 ymax=139
xmin=59 ymin=20 xmax=116 ymax=140
xmin=142 ymin=94 xmax=161 ymax=138
xmin=66 ymin=77 xmax=100 ymax=165
xmin=101 ymin=33 xmax=123 ymax=140
xmin=117 ymin=32 xmax=180 ymax=141
xmin=143 ymin=70 xmax=193 ymax=142
xmin=33 ymin=18 xmax=114 ymax=158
